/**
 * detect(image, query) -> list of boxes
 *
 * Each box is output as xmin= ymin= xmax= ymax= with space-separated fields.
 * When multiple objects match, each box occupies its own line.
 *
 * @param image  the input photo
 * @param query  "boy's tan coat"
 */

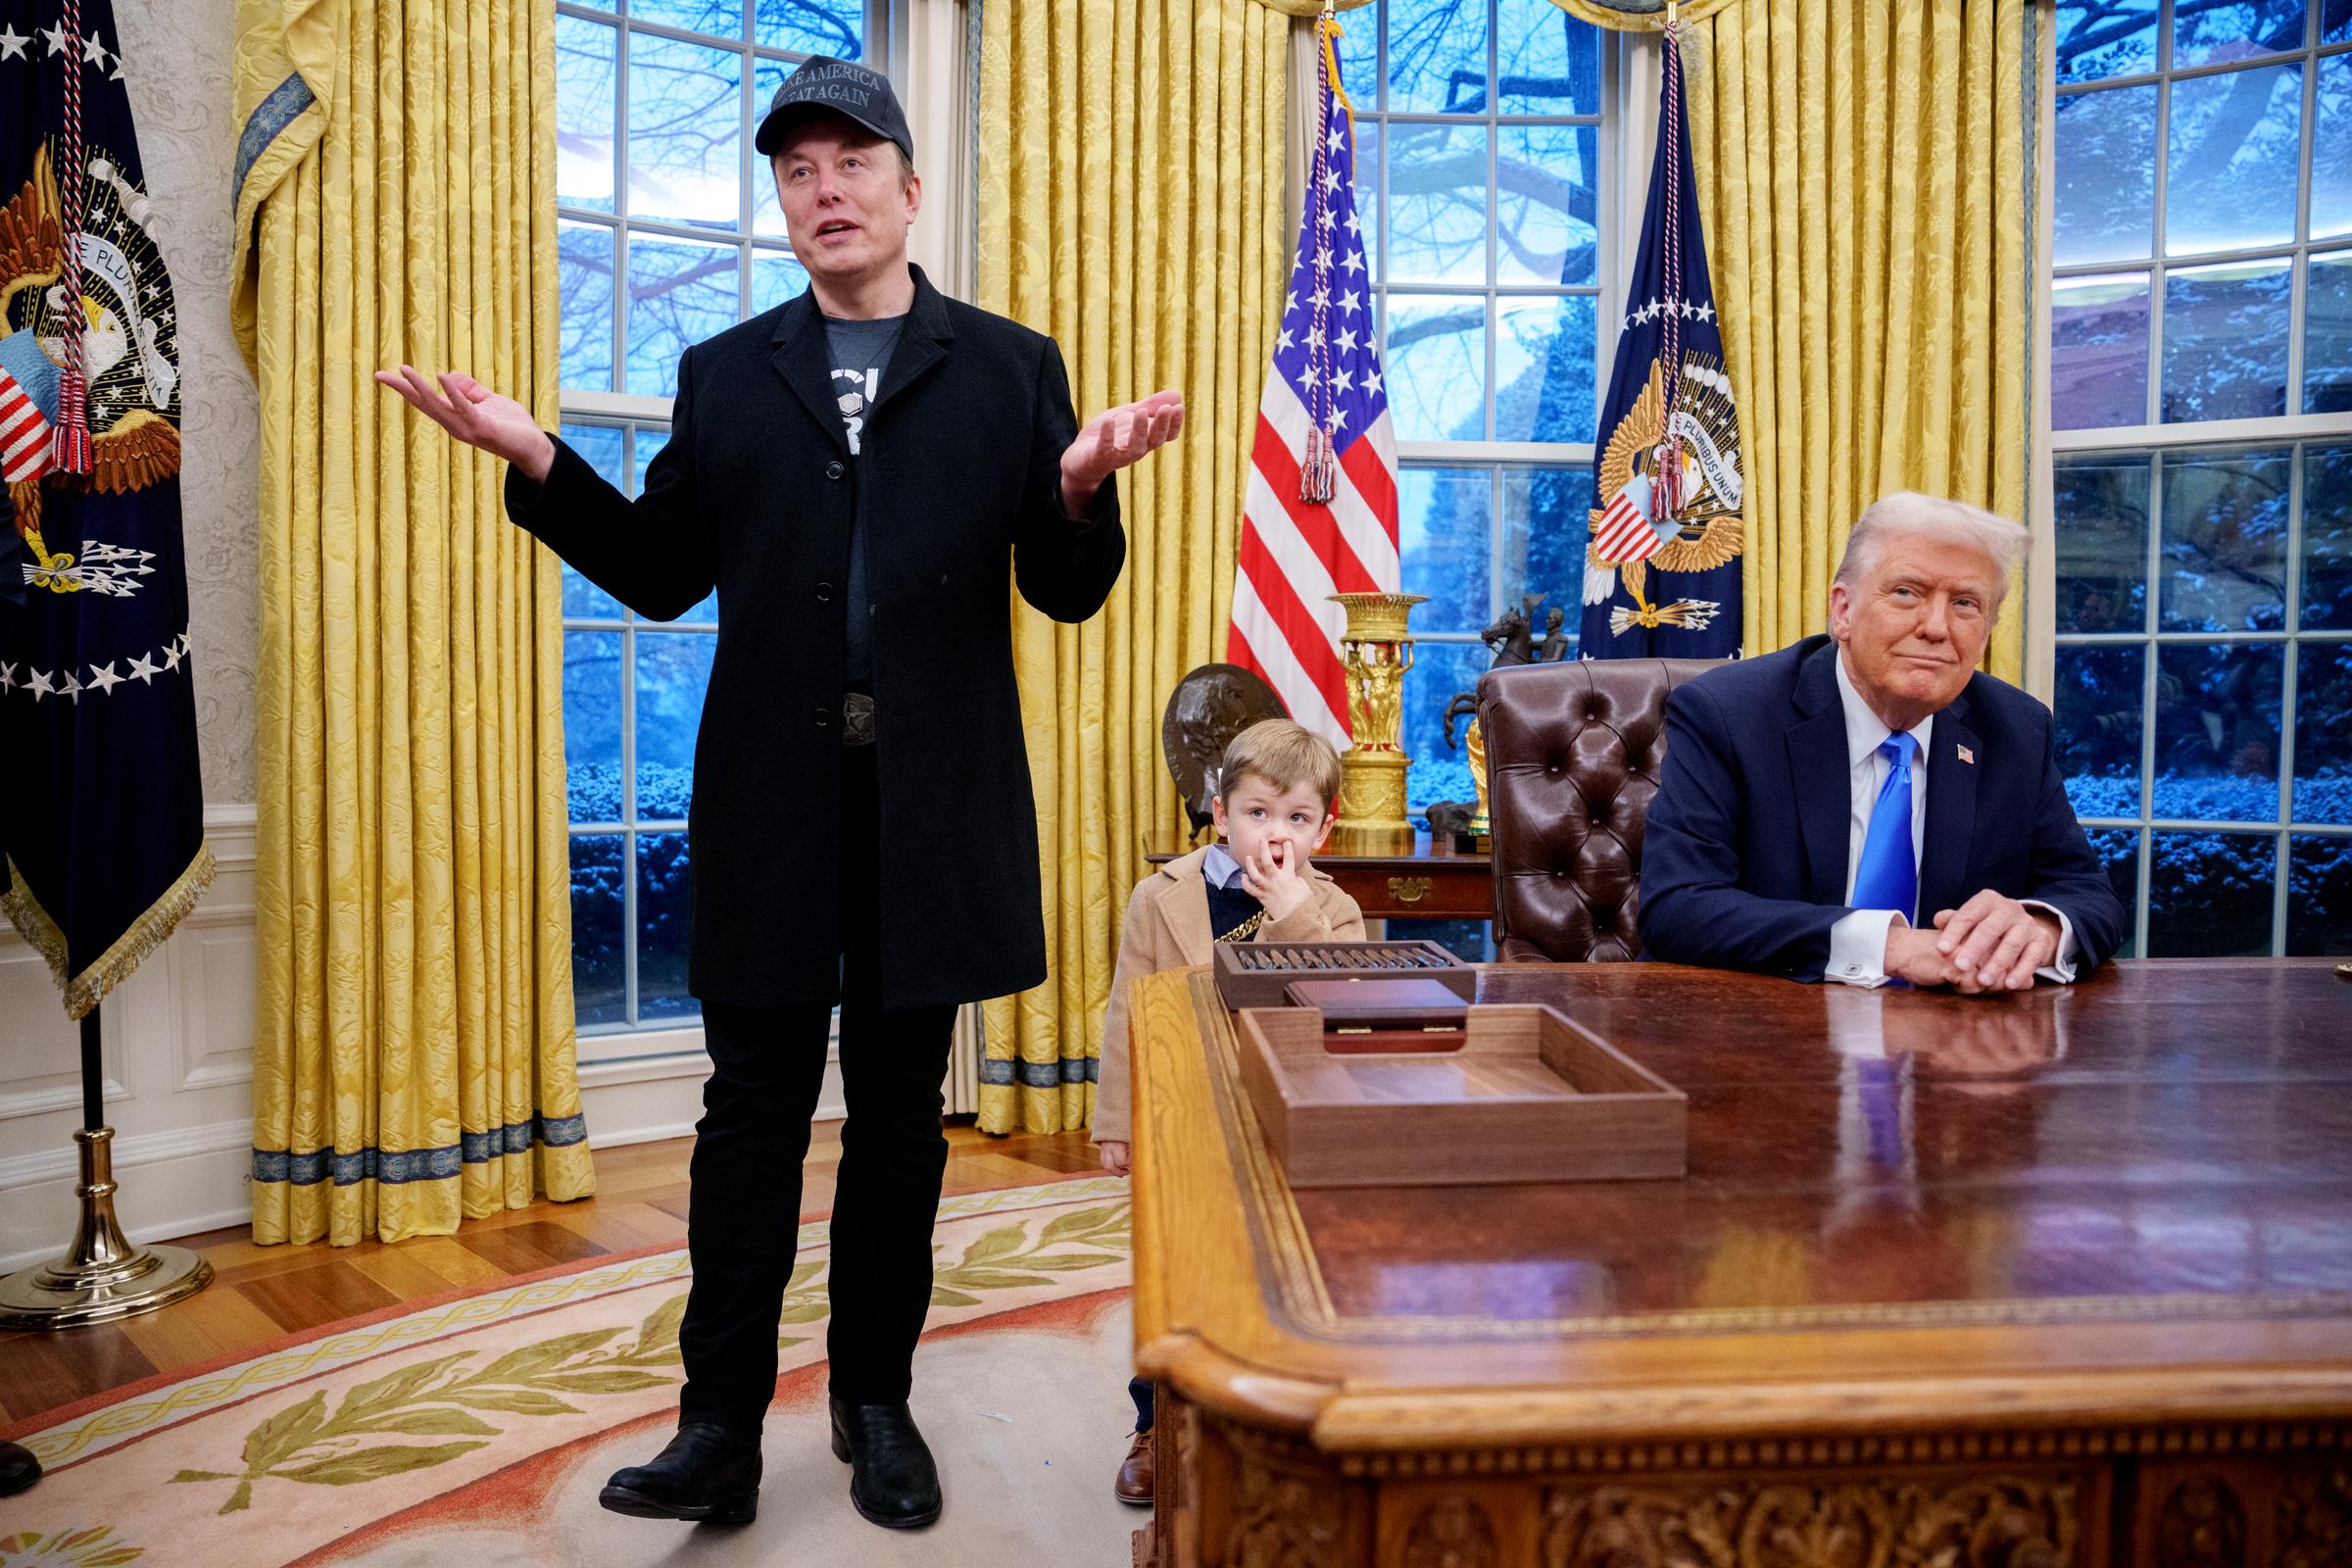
xmin=1091 ymin=845 xmax=1366 ymax=1146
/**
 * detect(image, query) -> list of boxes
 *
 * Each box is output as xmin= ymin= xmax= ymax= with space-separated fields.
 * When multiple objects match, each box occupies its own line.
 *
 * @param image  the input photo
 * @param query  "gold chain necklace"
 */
xmin=1215 ymin=908 xmax=1268 ymax=944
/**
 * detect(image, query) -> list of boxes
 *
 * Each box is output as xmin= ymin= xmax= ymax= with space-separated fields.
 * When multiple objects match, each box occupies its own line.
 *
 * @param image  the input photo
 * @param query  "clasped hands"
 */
xmin=1884 ymin=890 xmax=2062 ymax=994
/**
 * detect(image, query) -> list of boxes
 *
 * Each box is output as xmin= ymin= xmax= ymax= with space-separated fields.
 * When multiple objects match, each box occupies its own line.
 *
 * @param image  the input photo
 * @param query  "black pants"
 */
xmin=676 ymin=746 xmax=958 ymax=1435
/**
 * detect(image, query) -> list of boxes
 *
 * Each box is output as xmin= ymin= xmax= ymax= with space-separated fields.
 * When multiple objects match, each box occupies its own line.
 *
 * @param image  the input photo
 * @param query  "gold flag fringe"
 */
xmin=3 ymin=845 xmax=217 ymax=1020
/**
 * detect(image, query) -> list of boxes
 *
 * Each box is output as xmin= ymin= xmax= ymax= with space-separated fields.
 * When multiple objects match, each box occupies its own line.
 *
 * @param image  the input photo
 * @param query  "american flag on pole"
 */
xmin=1226 ymin=15 xmax=1398 ymax=747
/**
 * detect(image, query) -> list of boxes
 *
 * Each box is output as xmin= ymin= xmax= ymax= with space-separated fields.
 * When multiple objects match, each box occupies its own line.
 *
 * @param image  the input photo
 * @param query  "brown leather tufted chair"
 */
xmin=1479 ymin=657 xmax=1727 ymax=963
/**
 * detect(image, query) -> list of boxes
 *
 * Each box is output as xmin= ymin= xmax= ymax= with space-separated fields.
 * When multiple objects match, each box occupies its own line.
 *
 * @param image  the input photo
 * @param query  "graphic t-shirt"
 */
xmin=820 ymin=313 xmax=906 ymax=691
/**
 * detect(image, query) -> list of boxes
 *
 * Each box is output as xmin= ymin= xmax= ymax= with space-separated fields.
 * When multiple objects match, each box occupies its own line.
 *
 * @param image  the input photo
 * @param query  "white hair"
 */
xmin=1834 ymin=491 xmax=2029 ymax=607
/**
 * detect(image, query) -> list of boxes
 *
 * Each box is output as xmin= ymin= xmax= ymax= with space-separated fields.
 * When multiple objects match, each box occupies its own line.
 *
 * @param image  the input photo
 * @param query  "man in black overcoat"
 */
xmin=378 ymin=58 xmax=1182 ymax=1532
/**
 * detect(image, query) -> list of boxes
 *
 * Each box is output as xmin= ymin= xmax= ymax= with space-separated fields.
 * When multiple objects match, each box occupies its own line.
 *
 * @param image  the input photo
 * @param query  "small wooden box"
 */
xmin=1211 ymin=940 xmax=1476 ymax=1012
xmin=1235 ymin=1003 xmax=1687 ymax=1187
xmin=1283 ymin=978 xmax=1470 ymax=1053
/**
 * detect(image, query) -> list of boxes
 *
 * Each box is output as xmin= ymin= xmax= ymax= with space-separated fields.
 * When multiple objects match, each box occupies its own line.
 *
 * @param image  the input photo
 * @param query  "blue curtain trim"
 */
xmin=977 ymin=1057 xmax=1098 ymax=1088
xmin=233 ymin=72 xmax=318 ymax=206
xmin=252 ymin=1113 xmax=589 ymax=1187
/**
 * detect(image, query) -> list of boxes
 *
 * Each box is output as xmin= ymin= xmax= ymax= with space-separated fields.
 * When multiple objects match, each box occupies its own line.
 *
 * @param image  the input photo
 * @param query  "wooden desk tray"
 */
xmin=1235 ymin=1003 xmax=1687 ymax=1188
xmin=1211 ymin=940 xmax=1475 ymax=1011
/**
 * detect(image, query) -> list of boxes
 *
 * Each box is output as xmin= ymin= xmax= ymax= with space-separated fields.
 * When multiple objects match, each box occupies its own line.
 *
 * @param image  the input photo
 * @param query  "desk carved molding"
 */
xmin=1539 ymin=1473 xmax=2081 ymax=1568
xmin=1336 ymin=1424 xmax=2352 ymax=1482
xmin=1179 ymin=1409 xmax=2352 ymax=1568
xmin=2276 ymin=1465 xmax=2352 ymax=1568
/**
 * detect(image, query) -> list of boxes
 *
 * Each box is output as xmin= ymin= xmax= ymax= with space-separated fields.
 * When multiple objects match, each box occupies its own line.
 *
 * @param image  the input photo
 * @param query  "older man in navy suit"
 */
xmin=1640 ymin=492 xmax=2125 ymax=991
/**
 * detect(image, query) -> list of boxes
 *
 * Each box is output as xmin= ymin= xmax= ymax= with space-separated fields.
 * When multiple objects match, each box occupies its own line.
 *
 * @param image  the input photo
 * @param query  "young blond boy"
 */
xmin=1092 ymin=717 xmax=1366 ymax=1504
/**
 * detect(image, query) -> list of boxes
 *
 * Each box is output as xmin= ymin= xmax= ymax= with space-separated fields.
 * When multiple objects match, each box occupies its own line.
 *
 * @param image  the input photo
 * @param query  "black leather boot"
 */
xmin=827 ymin=1394 xmax=942 ymax=1529
xmin=599 ymin=1421 xmax=760 ymax=1523
xmin=0 ymin=1440 xmax=40 ymax=1498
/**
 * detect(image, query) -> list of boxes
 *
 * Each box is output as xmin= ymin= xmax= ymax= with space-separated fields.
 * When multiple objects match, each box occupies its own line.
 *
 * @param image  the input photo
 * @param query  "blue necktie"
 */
xmin=1850 ymin=732 xmax=1918 ymax=923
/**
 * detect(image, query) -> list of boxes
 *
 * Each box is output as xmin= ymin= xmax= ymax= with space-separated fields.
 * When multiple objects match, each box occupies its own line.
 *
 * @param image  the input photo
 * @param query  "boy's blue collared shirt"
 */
xmin=1202 ymin=842 xmax=1250 ymax=891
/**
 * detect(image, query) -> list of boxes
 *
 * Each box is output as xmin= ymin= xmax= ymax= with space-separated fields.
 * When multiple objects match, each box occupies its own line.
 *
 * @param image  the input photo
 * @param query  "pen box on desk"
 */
xmin=1210 ymin=940 xmax=1476 ymax=1011
xmin=1281 ymin=978 xmax=1470 ymax=1053
xmin=1234 ymin=1003 xmax=1687 ymax=1188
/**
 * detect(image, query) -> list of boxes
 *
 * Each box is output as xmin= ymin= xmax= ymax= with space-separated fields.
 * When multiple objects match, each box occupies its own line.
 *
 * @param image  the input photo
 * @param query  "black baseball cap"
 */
xmin=755 ymin=57 xmax=913 ymax=164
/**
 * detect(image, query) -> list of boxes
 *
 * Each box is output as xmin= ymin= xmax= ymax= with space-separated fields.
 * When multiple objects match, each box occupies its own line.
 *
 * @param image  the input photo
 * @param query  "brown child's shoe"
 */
xmin=1115 ymin=1427 xmax=1153 ymax=1506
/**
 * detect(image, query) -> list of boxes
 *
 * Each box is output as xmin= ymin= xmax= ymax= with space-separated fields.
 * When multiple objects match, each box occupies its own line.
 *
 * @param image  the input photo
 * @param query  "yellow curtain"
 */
xmin=1549 ymin=0 xmax=1742 ymax=28
xmin=974 ymin=0 xmax=1293 ymax=1134
xmin=230 ymin=0 xmax=594 ymax=1244
xmin=1684 ymin=0 xmax=2040 ymax=680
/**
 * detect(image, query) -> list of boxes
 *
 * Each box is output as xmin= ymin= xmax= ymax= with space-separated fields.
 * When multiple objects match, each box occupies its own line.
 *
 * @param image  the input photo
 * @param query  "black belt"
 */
xmin=841 ymin=691 xmax=876 ymax=747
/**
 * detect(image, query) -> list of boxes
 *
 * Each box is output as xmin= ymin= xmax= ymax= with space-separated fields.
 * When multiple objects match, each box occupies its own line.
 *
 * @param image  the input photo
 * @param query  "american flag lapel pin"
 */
xmin=1957 ymin=744 xmax=1976 ymax=765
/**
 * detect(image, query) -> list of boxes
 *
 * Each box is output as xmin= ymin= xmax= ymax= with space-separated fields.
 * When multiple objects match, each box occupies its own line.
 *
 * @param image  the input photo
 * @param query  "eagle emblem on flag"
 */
xmin=1585 ymin=352 xmax=1743 ymax=631
xmin=3 ymin=140 xmax=183 ymax=591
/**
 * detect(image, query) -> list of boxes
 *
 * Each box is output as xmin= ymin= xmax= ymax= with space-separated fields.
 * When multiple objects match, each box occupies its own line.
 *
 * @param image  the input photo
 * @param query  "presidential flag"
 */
xmin=1579 ymin=24 xmax=1743 ymax=658
xmin=0 ymin=0 xmax=213 ymax=1018
xmin=1227 ymin=14 xmax=1400 ymax=745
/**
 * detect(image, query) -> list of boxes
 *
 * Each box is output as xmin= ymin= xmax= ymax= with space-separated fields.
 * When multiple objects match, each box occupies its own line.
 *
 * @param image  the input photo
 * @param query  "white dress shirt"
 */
xmin=1825 ymin=653 xmax=2080 ymax=987
xmin=1202 ymin=842 xmax=1249 ymax=890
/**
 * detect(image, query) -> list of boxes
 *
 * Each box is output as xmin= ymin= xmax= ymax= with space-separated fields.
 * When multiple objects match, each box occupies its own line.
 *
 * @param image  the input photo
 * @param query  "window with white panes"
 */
xmin=1342 ymin=0 xmax=1616 ymax=820
xmin=556 ymin=0 xmax=882 ymax=1032
xmin=2047 ymin=0 xmax=2352 ymax=957
xmin=1346 ymin=0 xmax=1618 ymax=962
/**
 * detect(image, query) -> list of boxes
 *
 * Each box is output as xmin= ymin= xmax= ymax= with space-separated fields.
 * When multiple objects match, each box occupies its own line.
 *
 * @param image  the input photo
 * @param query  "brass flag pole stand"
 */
xmin=0 ymin=1004 xmax=213 ymax=1330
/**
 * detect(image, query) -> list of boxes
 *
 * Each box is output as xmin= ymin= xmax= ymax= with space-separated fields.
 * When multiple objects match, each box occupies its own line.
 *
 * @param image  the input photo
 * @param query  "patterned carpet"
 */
xmin=0 ymin=1177 xmax=1142 ymax=1567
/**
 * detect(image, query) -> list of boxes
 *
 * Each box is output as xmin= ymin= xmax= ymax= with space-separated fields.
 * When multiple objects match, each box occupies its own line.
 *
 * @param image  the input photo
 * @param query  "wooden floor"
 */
xmin=0 ymin=1122 xmax=1103 ymax=1429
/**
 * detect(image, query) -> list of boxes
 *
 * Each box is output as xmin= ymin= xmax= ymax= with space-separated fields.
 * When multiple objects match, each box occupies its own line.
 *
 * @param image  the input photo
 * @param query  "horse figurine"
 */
xmin=1445 ymin=594 xmax=1555 ymax=749
xmin=1480 ymin=594 xmax=1545 ymax=668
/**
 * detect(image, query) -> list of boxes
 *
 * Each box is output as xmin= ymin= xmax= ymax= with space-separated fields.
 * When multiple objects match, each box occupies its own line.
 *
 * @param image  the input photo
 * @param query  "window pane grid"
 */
xmin=1365 ymin=0 xmax=1612 ymax=819
xmin=2053 ymin=16 xmax=2350 ymax=429
xmin=559 ymin=414 xmax=717 ymax=1034
xmin=1367 ymin=0 xmax=1609 ymax=449
xmin=1399 ymin=458 xmax=1592 ymax=809
xmin=562 ymin=417 xmax=692 ymax=1032
xmin=2053 ymin=438 xmax=2351 ymax=956
xmin=558 ymin=2 xmax=877 ymax=1032
xmin=2051 ymin=4 xmax=2352 ymax=957
xmin=2054 ymin=38 xmax=2352 ymax=96
xmin=558 ymin=0 xmax=874 ymax=401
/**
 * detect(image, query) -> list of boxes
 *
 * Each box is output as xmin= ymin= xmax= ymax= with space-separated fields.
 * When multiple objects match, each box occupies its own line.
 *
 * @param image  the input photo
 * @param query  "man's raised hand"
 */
xmin=374 ymin=367 xmax=557 ymax=485
xmin=1060 ymin=389 xmax=1185 ymax=515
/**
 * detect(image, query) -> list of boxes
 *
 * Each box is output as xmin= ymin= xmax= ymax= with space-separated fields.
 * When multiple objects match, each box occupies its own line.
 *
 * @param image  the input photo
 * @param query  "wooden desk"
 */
xmin=1144 ymin=828 xmax=1492 ymax=922
xmin=1129 ymin=958 xmax=2352 ymax=1568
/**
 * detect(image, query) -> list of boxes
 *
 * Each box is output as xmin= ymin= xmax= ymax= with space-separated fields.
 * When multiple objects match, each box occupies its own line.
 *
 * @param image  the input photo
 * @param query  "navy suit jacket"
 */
xmin=1637 ymin=635 xmax=2126 ymax=981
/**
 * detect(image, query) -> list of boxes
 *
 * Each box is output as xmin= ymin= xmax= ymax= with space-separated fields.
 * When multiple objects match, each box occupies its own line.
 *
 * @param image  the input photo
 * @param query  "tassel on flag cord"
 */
xmin=50 ymin=0 xmax=94 ymax=475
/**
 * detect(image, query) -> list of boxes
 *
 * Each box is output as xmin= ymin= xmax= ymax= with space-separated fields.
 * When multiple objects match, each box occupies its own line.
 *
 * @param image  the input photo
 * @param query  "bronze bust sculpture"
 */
xmin=1161 ymin=664 xmax=1290 ymax=836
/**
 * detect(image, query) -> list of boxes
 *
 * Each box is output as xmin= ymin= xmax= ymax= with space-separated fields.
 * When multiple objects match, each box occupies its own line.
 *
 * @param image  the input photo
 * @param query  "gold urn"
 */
xmin=1327 ymin=592 xmax=1426 ymax=856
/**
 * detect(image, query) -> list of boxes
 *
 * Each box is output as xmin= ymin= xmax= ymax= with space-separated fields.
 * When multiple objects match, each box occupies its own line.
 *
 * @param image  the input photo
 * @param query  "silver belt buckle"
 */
xmin=841 ymin=691 xmax=876 ymax=747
